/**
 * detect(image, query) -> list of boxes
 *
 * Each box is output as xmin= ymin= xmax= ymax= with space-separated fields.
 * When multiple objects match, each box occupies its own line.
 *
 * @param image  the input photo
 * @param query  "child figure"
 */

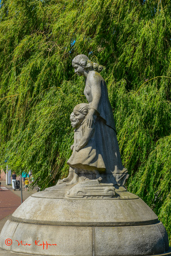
xmin=58 ymin=103 xmax=105 ymax=185
xmin=69 ymin=103 xmax=95 ymax=153
xmin=25 ymin=177 xmax=29 ymax=191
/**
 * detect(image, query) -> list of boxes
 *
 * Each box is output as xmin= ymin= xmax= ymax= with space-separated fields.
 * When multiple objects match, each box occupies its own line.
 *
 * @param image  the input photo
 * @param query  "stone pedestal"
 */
xmin=0 ymin=184 xmax=170 ymax=256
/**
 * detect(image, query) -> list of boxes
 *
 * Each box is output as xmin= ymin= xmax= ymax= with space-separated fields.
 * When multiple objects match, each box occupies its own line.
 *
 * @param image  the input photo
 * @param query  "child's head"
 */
xmin=70 ymin=103 xmax=89 ymax=128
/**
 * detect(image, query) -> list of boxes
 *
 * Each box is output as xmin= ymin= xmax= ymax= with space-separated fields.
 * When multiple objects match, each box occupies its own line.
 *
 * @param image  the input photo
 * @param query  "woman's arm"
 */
xmin=89 ymin=72 xmax=101 ymax=111
xmin=86 ymin=72 xmax=102 ymax=128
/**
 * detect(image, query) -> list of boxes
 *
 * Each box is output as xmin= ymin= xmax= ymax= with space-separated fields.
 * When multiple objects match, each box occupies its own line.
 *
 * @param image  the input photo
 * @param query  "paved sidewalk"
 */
xmin=0 ymin=181 xmax=45 ymax=256
xmin=0 ymin=180 xmax=38 ymax=201
xmin=0 ymin=189 xmax=21 ymax=220
xmin=0 ymin=180 xmax=38 ymax=230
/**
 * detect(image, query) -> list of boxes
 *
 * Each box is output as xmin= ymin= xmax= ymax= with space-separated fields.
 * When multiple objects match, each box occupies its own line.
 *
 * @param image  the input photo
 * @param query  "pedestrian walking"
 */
xmin=25 ymin=177 xmax=29 ymax=191
xmin=11 ymin=172 xmax=16 ymax=190
xmin=22 ymin=172 xmax=28 ymax=185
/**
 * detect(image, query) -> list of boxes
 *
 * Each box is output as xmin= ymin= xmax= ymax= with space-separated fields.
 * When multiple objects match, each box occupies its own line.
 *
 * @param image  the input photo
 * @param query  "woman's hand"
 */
xmin=86 ymin=113 xmax=94 ymax=128
xmin=86 ymin=108 xmax=96 ymax=128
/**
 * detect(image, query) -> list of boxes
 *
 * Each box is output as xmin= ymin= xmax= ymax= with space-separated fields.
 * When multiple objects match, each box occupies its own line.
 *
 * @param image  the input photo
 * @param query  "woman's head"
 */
xmin=72 ymin=54 xmax=103 ymax=75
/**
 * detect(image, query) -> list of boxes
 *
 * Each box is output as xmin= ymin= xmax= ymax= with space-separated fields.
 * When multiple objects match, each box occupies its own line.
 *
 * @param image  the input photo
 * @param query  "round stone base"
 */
xmin=0 ymin=185 xmax=170 ymax=256
xmin=0 ymin=219 xmax=170 ymax=256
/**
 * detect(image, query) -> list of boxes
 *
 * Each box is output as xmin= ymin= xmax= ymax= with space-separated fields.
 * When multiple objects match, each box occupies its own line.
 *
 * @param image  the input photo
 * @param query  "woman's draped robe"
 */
xmin=67 ymin=74 xmax=128 ymax=185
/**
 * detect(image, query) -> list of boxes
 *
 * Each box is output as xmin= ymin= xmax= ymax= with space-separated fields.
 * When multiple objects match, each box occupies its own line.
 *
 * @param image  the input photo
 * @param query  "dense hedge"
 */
xmin=0 ymin=0 xmax=170 ymax=243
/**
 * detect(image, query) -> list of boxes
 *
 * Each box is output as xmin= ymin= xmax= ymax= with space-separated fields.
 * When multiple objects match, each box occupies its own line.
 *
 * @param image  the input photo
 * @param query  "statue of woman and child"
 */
xmin=58 ymin=54 xmax=128 ymax=196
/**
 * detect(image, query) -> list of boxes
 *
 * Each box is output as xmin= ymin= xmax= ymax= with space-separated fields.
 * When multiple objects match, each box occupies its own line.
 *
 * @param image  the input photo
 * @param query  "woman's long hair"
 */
xmin=72 ymin=54 xmax=103 ymax=73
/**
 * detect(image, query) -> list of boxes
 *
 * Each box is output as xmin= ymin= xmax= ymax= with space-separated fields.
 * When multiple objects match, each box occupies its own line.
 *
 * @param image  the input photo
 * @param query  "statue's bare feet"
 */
xmin=57 ymin=178 xmax=69 ymax=185
xmin=65 ymin=173 xmax=79 ymax=185
xmin=57 ymin=168 xmax=75 ymax=185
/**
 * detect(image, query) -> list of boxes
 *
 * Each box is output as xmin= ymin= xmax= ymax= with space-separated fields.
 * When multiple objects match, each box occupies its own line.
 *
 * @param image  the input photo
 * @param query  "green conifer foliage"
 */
xmin=0 ymin=0 xmax=170 ymax=243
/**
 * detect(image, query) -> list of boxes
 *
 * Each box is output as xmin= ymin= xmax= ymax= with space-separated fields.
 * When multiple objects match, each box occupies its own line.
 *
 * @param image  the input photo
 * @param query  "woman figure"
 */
xmin=69 ymin=54 xmax=128 ymax=186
